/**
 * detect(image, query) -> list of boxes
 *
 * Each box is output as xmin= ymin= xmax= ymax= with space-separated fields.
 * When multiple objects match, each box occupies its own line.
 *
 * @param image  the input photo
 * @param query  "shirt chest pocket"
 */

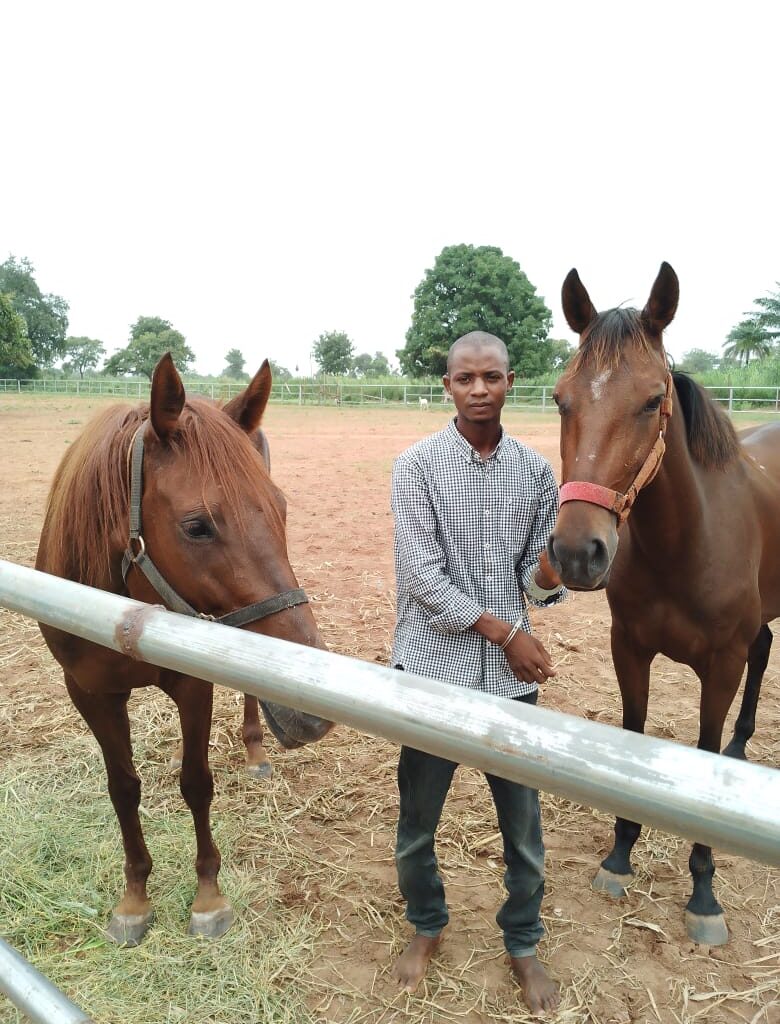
xmin=498 ymin=497 xmax=536 ymax=555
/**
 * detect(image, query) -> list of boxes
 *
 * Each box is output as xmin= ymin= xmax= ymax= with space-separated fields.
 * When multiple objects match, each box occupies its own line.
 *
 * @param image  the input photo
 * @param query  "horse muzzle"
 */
xmin=260 ymin=701 xmax=334 ymax=749
xmin=548 ymin=505 xmax=618 ymax=591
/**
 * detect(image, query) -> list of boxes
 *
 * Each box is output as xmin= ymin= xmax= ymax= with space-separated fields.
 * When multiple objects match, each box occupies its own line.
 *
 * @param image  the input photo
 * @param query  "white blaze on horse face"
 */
xmin=590 ymin=369 xmax=612 ymax=402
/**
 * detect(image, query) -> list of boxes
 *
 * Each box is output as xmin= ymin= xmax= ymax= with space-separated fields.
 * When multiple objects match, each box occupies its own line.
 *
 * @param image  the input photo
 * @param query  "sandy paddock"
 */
xmin=0 ymin=396 xmax=778 ymax=1024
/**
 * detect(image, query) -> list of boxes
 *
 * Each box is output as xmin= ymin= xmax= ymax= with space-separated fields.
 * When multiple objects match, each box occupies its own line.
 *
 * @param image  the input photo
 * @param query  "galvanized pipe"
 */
xmin=1 ymin=559 xmax=779 ymax=866
xmin=0 ymin=938 xmax=94 ymax=1024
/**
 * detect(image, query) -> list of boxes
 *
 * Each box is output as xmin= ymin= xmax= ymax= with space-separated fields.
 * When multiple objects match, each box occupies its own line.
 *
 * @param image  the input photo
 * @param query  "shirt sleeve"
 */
xmin=518 ymin=460 xmax=568 ymax=608
xmin=392 ymin=455 xmax=484 ymax=634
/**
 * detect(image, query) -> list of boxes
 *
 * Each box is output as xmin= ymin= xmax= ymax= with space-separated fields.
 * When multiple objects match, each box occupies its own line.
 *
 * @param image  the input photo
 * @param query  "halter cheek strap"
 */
xmin=559 ymin=371 xmax=673 ymax=526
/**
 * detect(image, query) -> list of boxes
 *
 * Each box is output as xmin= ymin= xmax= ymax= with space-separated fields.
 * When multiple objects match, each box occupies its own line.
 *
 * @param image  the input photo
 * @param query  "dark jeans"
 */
xmin=395 ymin=689 xmax=545 ymax=957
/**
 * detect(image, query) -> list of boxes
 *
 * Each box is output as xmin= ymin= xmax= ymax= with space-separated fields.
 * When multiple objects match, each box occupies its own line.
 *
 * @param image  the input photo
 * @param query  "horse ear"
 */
xmin=562 ymin=269 xmax=597 ymax=336
xmin=223 ymin=359 xmax=273 ymax=434
xmin=149 ymin=352 xmax=185 ymax=440
xmin=642 ymin=262 xmax=679 ymax=335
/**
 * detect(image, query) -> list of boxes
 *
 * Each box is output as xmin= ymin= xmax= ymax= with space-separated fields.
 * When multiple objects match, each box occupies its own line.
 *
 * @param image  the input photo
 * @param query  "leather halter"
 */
xmin=121 ymin=423 xmax=309 ymax=626
xmin=558 ymin=368 xmax=674 ymax=526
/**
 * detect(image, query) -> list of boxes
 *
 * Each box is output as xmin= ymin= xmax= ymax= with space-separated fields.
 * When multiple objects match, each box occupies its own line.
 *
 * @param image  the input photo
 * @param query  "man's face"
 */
xmin=443 ymin=343 xmax=514 ymax=424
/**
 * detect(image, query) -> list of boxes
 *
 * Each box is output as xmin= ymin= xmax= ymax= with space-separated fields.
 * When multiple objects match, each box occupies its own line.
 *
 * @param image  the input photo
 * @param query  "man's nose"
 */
xmin=471 ymin=377 xmax=488 ymax=394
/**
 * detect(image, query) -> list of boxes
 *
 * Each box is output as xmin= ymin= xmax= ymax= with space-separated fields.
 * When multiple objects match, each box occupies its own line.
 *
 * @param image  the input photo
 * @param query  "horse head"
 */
xmin=548 ymin=263 xmax=679 ymax=590
xmin=130 ymin=354 xmax=332 ymax=746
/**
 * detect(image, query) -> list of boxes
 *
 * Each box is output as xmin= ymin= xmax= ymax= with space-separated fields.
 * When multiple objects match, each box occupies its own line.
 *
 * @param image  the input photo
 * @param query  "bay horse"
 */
xmin=548 ymin=263 xmax=780 ymax=945
xmin=36 ymin=354 xmax=333 ymax=945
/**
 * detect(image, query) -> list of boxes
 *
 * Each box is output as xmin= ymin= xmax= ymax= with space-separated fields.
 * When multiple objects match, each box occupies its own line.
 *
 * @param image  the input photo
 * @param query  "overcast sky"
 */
xmin=3 ymin=1 xmax=777 ymax=377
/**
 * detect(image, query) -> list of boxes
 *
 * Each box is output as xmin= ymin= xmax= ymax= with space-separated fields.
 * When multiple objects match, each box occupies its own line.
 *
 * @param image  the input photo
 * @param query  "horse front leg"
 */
xmin=162 ymin=673 xmax=234 ymax=938
xmin=64 ymin=675 xmax=155 ymax=946
xmin=685 ymin=652 xmax=747 ymax=946
xmin=592 ymin=627 xmax=652 ymax=898
xmin=242 ymin=694 xmax=273 ymax=779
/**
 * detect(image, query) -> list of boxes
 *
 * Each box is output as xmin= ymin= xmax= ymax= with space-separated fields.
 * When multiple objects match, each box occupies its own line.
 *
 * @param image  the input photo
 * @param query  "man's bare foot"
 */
xmin=510 ymin=954 xmax=560 ymax=1016
xmin=392 ymin=933 xmax=441 ymax=992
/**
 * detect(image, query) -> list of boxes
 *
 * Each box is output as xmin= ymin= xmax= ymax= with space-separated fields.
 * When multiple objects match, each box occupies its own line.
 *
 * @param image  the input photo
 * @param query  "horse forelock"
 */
xmin=566 ymin=308 xmax=655 ymax=377
xmin=43 ymin=398 xmax=283 ymax=588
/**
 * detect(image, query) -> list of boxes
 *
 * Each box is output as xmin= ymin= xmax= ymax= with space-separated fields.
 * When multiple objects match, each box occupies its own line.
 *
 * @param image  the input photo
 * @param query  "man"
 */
xmin=390 ymin=331 xmax=565 ymax=1016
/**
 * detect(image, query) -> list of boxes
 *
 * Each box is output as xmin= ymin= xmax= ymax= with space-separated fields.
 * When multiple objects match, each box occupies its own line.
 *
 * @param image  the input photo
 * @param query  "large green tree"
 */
xmin=63 ymin=336 xmax=105 ymax=377
xmin=399 ymin=244 xmax=553 ymax=378
xmin=0 ymin=292 xmax=36 ymax=378
xmin=0 ymin=255 xmax=69 ymax=367
xmin=313 ymin=331 xmax=354 ymax=375
xmin=104 ymin=317 xmax=195 ymax=379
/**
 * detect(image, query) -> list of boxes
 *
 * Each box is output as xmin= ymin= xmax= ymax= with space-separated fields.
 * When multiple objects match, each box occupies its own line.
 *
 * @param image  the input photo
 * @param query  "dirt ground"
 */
xmin=1 ymin=396 xmax=778 ymax=1024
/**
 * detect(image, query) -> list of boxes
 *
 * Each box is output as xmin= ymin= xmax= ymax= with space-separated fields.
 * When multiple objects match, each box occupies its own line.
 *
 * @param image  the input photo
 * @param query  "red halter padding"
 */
xmin=559 ymin=372 xmax=674 ymax=525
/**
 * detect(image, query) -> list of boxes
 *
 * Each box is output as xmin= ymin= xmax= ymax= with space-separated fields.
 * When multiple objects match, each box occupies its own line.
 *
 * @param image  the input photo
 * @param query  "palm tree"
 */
xmin=722 ymin=319 xmax=773 ymax=366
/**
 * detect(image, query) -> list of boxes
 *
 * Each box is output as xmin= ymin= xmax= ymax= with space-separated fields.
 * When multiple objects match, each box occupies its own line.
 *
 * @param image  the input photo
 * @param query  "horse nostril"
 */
xmin=587 ymin=538 xmax=610 ymax=577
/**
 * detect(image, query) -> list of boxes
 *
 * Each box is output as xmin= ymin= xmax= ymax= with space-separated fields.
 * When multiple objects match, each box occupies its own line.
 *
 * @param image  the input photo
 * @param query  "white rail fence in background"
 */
xmin=1 ymin=557 xmax=779 ymax=1020
xmin=2 ymin=379 xmax=780 ymax=412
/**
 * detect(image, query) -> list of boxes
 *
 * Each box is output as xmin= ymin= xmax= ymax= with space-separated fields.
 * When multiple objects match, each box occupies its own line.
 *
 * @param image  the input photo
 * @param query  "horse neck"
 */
xmin=626 ymin=407 xmax=701 ymax=555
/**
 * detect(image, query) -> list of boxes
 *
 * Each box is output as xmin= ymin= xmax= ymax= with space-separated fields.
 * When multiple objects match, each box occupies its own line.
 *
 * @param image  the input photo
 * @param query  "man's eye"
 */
xmin=182 ymin=519 xmax=214 ymax=539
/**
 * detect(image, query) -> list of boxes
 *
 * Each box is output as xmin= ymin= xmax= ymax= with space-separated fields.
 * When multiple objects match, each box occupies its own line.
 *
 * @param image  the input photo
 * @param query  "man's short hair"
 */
xmin=446 ymin=332 xmax=510 ymax=374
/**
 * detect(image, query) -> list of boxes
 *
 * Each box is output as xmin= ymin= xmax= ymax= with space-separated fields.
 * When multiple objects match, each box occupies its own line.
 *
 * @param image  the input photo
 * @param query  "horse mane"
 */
xmin=671 ymin=372 xmax=741 ymax=469
xmin=43 ymin=398 xmax=283 ymax=587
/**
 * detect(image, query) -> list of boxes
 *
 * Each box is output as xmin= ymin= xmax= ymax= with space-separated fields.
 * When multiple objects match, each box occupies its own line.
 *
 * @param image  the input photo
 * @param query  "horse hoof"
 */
xmin=105 ymin=911 xmax=155 ymax=947
xmin=246 ymin=761 xmax=273 ymax=780
xmin=169 ymin=755 xmax=182 ymax=771
xmin=188 ymin=905 xmax=234 ymax=939
xmin=685 ymin=911 xmax=729 ymax=946
xmin=592 ymin=867 xmax=633 ymax=898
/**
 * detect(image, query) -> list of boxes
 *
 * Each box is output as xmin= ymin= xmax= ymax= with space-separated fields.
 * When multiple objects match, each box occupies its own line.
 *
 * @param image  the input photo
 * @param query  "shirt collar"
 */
xmin=445 ymin=417 xmax=506 ymax=463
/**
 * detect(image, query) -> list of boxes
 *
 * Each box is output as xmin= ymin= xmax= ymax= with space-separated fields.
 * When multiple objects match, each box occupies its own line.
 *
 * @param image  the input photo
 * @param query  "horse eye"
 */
xmin=643 ymin=396 xmax=663 ymax=413
xmin=182 ymin=518 xmax=214 ymax=540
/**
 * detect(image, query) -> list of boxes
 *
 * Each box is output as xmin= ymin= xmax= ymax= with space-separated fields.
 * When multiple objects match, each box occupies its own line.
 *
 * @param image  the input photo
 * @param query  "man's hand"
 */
xmin=504 ymin=630 xmax=556 ymax=685
xmin=535 ymin=549 xmax=562 ymax=591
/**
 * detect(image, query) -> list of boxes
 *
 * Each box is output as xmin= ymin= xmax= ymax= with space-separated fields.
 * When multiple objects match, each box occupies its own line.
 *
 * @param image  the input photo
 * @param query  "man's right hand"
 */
xmin=504 ymin=630 xmax=556 ymax=685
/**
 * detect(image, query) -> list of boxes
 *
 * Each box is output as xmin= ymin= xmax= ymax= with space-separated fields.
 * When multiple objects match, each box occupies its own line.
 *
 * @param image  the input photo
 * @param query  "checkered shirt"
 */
xmin=391 ymin=418 xmax=566 ymax=698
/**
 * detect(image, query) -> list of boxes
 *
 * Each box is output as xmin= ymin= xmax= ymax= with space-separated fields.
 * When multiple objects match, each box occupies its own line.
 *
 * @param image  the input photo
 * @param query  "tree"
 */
xmin=313 ymin=331 xmax=354 ymax=375
xmin=678 ymin=348 xmax=719 ymax=374
xmin=104 ymin=317 xmax=195 ymax=379
xmin=749 ymin=284 xmax=780 ymax=347
xmin=63 ymin=336 xmax=105 ymax=377
xmin=222 ymin=347 xmax=248 ymax=379
xmin=269 ymin=360 xmax=292 ymax=381
xmin=548 ymin=338 xmax=576 ymax=371
xmin=399 ymin=244 xmax=553 ymax=378
xmin=0 ymin=255 xmax=69 ymax=367
xmin=0 ymin=292 xmax=36 ymax=378
xmin=722 ymin=319 xmax=773 ymax=367
xmin=351 ymin=351 xmax=392 ymax=377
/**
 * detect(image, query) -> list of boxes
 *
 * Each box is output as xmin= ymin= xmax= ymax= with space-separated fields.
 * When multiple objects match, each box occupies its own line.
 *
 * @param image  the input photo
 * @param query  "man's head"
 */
xmin=443 ymin=331 xmax=514 ymax=425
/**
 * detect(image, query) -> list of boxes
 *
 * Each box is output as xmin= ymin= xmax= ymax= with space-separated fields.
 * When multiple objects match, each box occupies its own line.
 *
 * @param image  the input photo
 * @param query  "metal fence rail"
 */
xmin=0 ymin=937 xmax=94 ymax=1024
xmin=2 ymin=379 xmax=780 ymax=411
xmin=1 ymin=559 xmax=778 ymax=867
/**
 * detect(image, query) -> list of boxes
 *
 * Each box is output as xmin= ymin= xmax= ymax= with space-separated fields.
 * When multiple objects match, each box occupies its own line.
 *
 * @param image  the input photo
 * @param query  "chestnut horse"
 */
xmin=36 ymin=354 xmax=333 ymax=945
xmin=549 ymin=263 xmax=780 ymax=945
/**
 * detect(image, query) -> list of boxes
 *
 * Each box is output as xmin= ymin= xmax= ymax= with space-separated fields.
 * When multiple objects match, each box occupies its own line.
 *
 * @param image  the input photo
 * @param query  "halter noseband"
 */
xmin=121 ymin=423 xmax=309 ymax=627
xmin=558 ymin=367 xmax=674 ymax=526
